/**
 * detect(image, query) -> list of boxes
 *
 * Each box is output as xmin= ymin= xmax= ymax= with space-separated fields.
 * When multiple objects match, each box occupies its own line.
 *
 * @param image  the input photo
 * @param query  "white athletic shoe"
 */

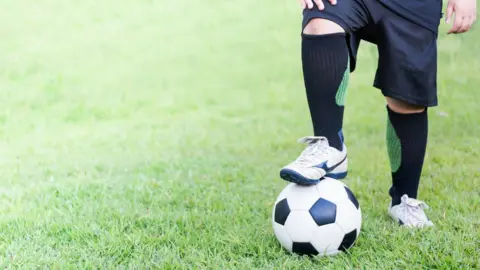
xmin=279 ymin=136 xmax=347 ymax=185
xmin=388 ymin=194 xmax=434 ymax=228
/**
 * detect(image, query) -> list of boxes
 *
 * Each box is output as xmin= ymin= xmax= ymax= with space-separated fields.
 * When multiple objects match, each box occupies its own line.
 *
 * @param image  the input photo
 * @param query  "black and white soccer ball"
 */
xmin=272 ymin=178 xmax=361 ymax=257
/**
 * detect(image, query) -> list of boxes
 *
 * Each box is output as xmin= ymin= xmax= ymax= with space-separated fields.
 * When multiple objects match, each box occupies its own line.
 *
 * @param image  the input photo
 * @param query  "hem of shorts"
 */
xmin=302 ymin=12 xmax=351 ymax=34
xmin=374 ymin=84 xmax=438 ymax=107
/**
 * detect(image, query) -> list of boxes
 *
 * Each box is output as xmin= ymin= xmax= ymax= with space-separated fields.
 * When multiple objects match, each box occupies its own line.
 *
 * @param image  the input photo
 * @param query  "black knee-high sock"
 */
xmin=302 ymin=33 xmax=349 ymax=151
xmin=386 ymin=106 xmax=428 ymax=206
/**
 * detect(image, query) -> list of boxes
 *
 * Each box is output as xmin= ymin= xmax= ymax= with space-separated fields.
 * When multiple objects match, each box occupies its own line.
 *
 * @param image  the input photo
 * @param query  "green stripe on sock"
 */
xmin=387 ymin=118 xmax=401 ymax=173
xmin=335 ymin=58 xmax=349 ymax=106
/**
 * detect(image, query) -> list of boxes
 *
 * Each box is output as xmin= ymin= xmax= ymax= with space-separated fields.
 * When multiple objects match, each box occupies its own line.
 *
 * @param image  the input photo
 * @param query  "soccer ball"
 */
xmin=272 ymin=178 xmax=361 ymax=256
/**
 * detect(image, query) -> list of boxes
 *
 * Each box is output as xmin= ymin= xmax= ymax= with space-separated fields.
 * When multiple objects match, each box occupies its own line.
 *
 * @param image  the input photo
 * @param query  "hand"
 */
xmin=446 ymin=0 xmax=477 ymax=34
xmin=299 ymin=0 xmax=337 ymax=11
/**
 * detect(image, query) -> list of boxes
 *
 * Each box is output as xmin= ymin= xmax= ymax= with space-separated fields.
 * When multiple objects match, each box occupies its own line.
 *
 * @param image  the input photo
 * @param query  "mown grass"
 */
xmin=0 ymin=0 xmax=478 ymax=268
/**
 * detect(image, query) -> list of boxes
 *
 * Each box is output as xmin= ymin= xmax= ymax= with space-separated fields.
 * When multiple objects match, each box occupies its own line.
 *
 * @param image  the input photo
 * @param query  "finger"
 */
xmin=448 ymin=13 xmax=465 ymax=34
xmin=305 ymin=0 xmax=314 ymax=9
xmin=315 ymin=0 xmax=325 ymax=10
xmin=445 ymin=3 xmax=454 ymax=24
xmin=329 ymin=0 xmax=337 ymax=5
xmin=458 ymin=16 xmax=471 ymax=33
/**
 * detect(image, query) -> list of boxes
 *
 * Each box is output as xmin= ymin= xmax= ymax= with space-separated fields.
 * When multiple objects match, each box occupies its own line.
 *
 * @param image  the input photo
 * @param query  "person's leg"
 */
xmin=280 ymin=19 xmax=350 ymax=185
xmin=373 ymin=4 xmax=438 ymax=227
xmin=385 ymin=98 xmax=434 ymax=228
xmin=302 ymin=19 xmax=348 ymax=152
xmin=280 ymin=2 xmax=371 ymax=185
xmin=385 ymin=98 xmax=428 ymax=206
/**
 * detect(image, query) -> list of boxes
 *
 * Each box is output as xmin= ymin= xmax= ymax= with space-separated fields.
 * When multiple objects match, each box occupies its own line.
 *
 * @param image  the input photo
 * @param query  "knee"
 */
xmin=303 ymin=18 xmax=345 ymax=35
xmin=386 ymin=97 xmax=426 ymax=114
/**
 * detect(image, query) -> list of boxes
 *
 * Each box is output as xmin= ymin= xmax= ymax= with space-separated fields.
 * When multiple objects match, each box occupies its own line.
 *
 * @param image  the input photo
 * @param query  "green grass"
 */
xmin=0 ymin=0 xmax=479 ymax=268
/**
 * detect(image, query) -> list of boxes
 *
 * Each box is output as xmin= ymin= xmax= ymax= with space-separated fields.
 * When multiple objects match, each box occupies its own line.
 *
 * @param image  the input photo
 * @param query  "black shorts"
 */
xmin=302 ymin=0 xmax=439 ymax=107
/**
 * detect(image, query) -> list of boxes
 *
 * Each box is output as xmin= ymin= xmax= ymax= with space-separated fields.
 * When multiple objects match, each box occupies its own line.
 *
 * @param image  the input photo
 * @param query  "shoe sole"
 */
xmin=279 ymin=169 xmax=348 ymax=186
xmin=280 ymin=157 xmax=348 ymax=185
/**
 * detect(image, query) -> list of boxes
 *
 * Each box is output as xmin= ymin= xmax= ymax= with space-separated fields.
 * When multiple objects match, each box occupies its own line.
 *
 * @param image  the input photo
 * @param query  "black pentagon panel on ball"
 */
xmin=344 ymin=186 xmax=360 ymax=209
xmin=292 ymin=242 xmax=319 ymax=256
xmin=274 ymin=199 xmax=291 ymax=225
xmin=338 ymin=229 xmax=357 ymax=252
xmin=309 ymin=198 xmax=337 ymax=226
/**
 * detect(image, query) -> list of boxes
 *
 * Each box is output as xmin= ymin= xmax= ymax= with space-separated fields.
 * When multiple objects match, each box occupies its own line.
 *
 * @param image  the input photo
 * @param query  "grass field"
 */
xmin=0 ymin=1 xmax=479 ymax=268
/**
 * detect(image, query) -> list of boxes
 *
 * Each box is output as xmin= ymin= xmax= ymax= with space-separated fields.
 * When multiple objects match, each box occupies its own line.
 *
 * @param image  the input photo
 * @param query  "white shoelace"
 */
xmin=295 ymin=136 xmax=332 ymax=165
